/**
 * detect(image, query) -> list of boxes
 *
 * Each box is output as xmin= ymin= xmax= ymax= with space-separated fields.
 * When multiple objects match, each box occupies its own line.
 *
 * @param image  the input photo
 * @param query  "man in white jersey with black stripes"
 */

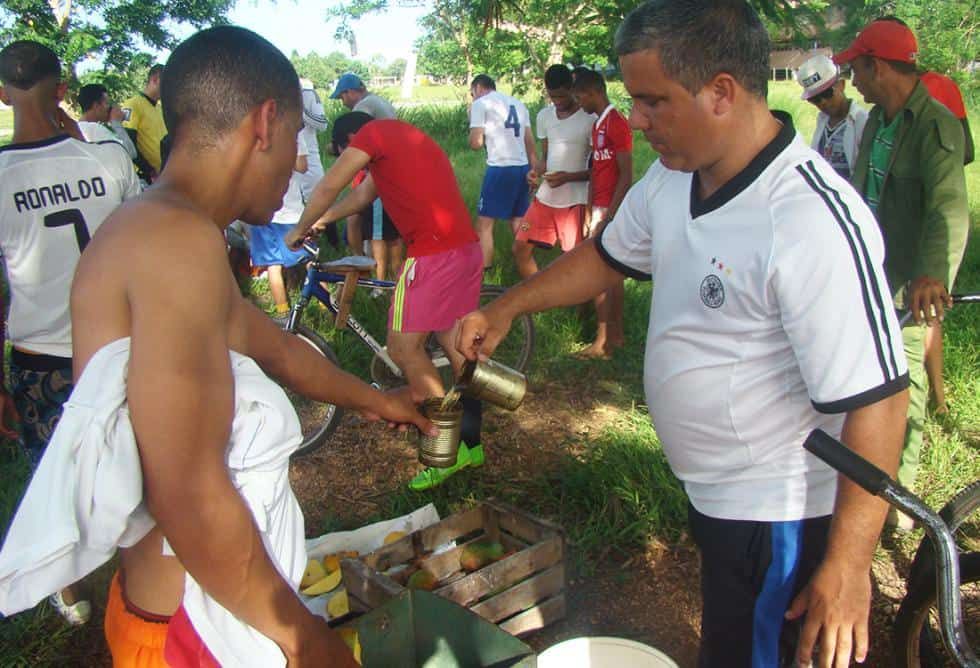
xmin=0 ymin=40 xmax=141 ymax=626
xmin=469 ymin=74 xmax=537 ymax=270
xmin=459 ymin=2 xmax=909 ymax=666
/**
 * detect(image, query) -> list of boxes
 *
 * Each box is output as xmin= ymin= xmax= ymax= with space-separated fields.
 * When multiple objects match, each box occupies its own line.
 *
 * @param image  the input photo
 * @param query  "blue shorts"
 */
xmin=478 ymin=165 xmax=531 ymax=220
xmin=249 ymin=223 xmax=308 ymax=268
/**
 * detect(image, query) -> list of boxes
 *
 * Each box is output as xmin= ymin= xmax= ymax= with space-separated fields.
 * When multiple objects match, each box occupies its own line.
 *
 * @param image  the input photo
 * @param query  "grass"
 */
xmin=1 ymin=80 xmax=978 ymax=665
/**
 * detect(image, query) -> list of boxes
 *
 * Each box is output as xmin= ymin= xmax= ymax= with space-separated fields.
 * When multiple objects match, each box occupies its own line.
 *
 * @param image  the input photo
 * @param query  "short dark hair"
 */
xmin=471 ymin=74 xmax=495 ymax=90
xmin=332 ymin=111 xmax=374 ymax=149
xmin=572 ymin=68 xmax=606 ymax=93
xmin=876 ymin=15 xmax=909 ymax=28
xmin=161 ymin=26 xmax=300 ymax=147
xmin=615 ymin=0 xmax=770 ymax=98
xmin=0 ymin=40 xmax=60 ymax=90
xmin=147 ymin=64 xmax=164 ymax=81
xmin=544 ymin=64 xmax=573 ymax=90
xmin=78 ymin=83 xmax=107 ymax=112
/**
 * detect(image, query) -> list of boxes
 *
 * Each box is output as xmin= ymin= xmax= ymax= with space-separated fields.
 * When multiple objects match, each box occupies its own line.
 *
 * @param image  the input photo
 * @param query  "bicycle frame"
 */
xmin=805 ymin=429 xmax=980 ymax=667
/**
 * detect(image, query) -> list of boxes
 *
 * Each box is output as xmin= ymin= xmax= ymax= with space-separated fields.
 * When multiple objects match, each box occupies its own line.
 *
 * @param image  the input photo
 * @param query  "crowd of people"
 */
xmin=0 ymin=0 xmax=972 ymax=666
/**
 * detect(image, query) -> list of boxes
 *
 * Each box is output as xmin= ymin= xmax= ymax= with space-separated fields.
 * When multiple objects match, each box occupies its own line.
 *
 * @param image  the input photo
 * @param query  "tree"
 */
xmin=0 ymin=0 xmax=234 ymax=90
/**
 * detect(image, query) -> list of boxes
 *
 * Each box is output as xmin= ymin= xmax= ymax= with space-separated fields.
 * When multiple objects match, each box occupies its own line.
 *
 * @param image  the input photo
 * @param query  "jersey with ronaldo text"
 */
xmin=470 ymin=91 xmax=532 ymax=167
xmin=596 ymin=115 xmax=908 ymax=522
xmin=0 ymin=136 xmax=141 ymax=357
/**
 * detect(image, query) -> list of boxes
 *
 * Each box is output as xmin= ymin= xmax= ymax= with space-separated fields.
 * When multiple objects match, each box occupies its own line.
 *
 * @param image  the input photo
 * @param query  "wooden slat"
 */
xmin=433 ymin=535 xmax=562 ymax=607
xmin=341 ymin=558 xmax=404 ymax=610
xmin=469 ymin=563 xmax=565 ymax=623
xmin=362 ymin=534 xmax=416 ymax=572
xmin=418 ymin=534 xmax=486 ymax=582
xmin=485 ymin=499 xmax=564 ymax=536
xmin=498 ymin=594 xmax=567 ymax=637
xmin=499 ymin=532 xmax=527 ymax=554
xmin=491 ymin=502 xmax=559 ymax=545
xmin=482 ymin=504 xmax=501 ymax=543
xmin=417 ymin=505 xmax=484 ymax=550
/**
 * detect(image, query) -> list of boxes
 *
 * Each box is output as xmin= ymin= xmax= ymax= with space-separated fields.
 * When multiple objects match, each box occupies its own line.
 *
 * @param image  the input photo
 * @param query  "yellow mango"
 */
xmin=322 ymin=554 xmax=341 ymax=573
xmin=337 ymin=628 xmax=361 ymax=664
xmin=327 ymin=588 xmax=350 ymax=618
xmin=300 ymin=558 xmax=327 ymax=589
xmin=383 ymin=531 xmax=407 ymax=545
xmin=300 ymin=568 xmax=342 ymax=596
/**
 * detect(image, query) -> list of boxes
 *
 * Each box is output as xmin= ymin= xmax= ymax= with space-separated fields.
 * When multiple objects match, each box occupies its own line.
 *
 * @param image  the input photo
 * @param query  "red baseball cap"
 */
xmin=834 ymin=21 xmax=918 ymax=65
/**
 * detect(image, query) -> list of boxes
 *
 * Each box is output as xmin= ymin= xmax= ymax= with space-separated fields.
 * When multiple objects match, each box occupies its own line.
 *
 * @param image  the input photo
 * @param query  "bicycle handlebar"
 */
xmin=804 ymin=429 xmax=980 ymax=667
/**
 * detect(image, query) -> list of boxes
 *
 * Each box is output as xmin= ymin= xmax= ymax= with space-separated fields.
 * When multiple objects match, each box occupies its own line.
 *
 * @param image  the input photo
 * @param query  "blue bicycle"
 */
xmin=279 ymin=243 xmax=535 ymax=458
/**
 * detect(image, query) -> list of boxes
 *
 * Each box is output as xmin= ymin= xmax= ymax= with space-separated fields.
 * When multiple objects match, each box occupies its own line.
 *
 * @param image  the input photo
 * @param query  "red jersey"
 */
xmin=349 ymin=120 xmax=477 ymax=257
xmin=590 ymin=106 xmax=633 ymax=208
xmin=921 ymin=71 xmax=967 ymax=120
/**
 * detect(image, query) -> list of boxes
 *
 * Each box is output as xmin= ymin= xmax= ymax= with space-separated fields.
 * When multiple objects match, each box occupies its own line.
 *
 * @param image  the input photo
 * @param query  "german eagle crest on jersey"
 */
xmin=700 ymin=274 xmax=725 ymax=308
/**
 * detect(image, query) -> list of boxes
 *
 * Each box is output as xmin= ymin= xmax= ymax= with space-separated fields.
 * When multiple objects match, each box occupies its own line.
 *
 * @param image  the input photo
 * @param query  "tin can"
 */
xmin=417 ymin=398 xmax=463 ymax=468
xmin=459 ymin=358 xmax=527 ymax=411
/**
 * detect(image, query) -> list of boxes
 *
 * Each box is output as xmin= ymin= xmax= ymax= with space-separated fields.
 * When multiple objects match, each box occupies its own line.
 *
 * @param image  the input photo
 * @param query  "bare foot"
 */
xmin=575 ymin=343 xmax=612 ymax=360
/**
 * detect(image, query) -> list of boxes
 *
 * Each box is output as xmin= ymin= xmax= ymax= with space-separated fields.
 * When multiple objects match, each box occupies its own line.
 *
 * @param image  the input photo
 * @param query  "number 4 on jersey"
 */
xmin=504 ymin=105 xmax=521 ymax=138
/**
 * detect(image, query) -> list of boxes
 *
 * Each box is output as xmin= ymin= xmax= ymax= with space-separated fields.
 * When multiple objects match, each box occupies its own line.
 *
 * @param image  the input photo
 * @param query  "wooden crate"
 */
xmin=340 ymin=500 xmax=565 ymax=636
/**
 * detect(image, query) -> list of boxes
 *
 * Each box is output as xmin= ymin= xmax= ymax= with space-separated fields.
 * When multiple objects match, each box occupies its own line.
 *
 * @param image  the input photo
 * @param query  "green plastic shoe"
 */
xmin=409 ymin=443 xmax=485 ymax=491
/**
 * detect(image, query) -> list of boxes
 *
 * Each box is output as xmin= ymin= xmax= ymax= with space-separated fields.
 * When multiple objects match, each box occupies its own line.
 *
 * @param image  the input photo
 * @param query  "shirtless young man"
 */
xmin=65 ymin=26 xmax=430 ymax=666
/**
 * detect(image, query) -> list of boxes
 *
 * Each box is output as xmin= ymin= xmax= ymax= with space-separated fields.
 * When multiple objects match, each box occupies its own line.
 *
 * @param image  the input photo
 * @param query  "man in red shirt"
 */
xmin=286 ymin=112 xmax=484 ymax=489
xmin=572 ymin=69 xmax=633 ymax=358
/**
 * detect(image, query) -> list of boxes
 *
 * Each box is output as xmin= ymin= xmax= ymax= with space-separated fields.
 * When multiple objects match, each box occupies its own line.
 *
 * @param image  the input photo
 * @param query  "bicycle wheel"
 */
xmin=280 ymin=325 xmax=344 ymax=459
xmin=909 ymin=482 xmax=980 ymax=589
xmin=894 ymin=551 xmax=980 ymax=667
xmin=478 ymin=284 xmax=535 ymax=372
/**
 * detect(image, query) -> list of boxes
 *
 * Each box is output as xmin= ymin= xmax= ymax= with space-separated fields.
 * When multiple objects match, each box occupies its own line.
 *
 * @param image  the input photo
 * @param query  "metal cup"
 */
xmin=417 ymin=398 xmax=463 ymax=468
xmin=458 ymin=358 xmax=527 ymax=411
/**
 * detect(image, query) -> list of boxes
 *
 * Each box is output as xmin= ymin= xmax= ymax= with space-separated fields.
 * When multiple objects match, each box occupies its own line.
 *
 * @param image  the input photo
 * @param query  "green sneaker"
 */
xmin=409 ymin=443 xmax=485 ymax=491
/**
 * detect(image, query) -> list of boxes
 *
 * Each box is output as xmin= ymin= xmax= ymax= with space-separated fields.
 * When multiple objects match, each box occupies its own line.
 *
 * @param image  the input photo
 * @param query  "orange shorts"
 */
xmin=516 ymin=201 xmax=585 ymax=251
xmin=104 ymin=572 xmax=171 ymax=668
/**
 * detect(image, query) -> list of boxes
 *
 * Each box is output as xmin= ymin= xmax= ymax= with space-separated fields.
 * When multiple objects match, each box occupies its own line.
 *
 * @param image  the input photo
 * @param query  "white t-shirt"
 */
xmin=0 ymin=136 xmax=141 ymax=357
xmin=272 ymin=131 xmax=311 ymax=224
xmin=353 ymin=93 xmax=397 ymax=120
xmin=300 ymin=87 xmax=326 ymax=200
xmin=469 ymin=91 xmax=531 ymax=167
xmin=77 ymin=120 xmax=138 ymax=161
xmin=596 ymin=115 xmax=908 ymax=522
xmin=534 ymin=106 xmax=594 ymax=207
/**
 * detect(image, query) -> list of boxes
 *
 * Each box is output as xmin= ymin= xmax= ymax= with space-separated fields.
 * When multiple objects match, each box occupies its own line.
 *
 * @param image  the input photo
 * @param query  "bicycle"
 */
xmin=278 ymin=242 xmax=535 ymax=458
xmin=803 ymin=429 xmax=979 ymax=667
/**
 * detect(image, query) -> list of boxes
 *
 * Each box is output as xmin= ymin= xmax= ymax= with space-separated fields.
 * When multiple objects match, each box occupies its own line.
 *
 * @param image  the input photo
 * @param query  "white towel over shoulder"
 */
xmin=0 ymin=337 xmax=307 ymax=667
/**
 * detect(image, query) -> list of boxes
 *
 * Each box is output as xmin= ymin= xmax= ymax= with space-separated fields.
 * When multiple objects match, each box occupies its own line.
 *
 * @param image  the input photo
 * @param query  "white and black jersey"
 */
xmin=597 ymin=113 xmax=908 ymax=522
xmin=0 ymin=135 xmax=141 ymax=357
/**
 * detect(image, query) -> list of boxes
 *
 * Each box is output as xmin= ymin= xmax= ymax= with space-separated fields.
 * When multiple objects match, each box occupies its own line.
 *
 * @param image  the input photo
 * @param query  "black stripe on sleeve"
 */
xmin=595 ymin=225 xmax=652 ymax=281
xmin=812 ymin=373 xmax=909 ymax=414
xmin=803 ymin=162 xmax=901 ymax=379
xmin=795 ymin=162 xmax=895 ymax=384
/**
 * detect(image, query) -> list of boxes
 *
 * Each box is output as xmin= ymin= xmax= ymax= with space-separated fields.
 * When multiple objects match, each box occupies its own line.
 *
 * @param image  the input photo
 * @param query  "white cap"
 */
xmin=797 ymin=55 xmax=838 ymax=100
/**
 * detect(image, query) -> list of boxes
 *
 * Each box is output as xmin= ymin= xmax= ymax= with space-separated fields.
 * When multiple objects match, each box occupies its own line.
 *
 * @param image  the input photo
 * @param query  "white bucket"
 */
xmin=537 ymin=636 xmax=679 ymax=668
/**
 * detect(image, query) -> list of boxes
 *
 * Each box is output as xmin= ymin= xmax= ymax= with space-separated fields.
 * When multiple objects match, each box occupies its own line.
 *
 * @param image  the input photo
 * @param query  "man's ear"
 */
xmin=705 ymin=72 xmax=738 ymax=116
xmin=252 ymin=98 xmax=279 ymax=151
xmin=55 ymin=81 xmax=68 ymax=102
xmin=0 ymin=85 xmax=9 ymax=106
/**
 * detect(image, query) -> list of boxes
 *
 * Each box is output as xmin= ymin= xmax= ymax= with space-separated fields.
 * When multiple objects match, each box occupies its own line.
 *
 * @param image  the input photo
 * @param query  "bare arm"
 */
xmin=524 ymin=130 xmax=538 ymax=171
xmin=457 ymin=240 xmax=623 ymax=360
xmin=787 ymin=389 xmax=908 ymax=667
xmin=0 ymin=285 xmax=19 ymax=438
xmin=126 ymin=226 xmax=354 ymax=664
xmin=290 ymin=147 xmax=371 ymax=242
xmin=606 ymin=150 xmax=634 ymax=221
xmin=469 ymin=127 xmax=485 ymax=151
xmin=294 ymin=153 xmax=308 ymax=174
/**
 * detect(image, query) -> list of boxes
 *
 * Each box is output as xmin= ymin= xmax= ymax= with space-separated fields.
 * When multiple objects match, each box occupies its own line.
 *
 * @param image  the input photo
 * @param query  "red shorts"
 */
xmin=516 ymin=201 xmax=585 ymax=251
xmin=389 ymin=241 xmax=482 ymax=333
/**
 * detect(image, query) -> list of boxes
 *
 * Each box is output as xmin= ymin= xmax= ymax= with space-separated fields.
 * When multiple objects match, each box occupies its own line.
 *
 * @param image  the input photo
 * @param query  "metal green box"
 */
xmin=355 ymin=589 xmax=537 ymax=667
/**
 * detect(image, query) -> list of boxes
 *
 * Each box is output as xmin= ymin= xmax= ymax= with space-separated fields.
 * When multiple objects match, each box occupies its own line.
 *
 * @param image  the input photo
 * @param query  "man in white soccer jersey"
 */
xmin=468 ymin=74 xmax=537 ymax=270
xmin=514 ymin=64 xmax=595 ymax=278
xmin=76 ymin=83 xmax=139 ymax=162
xmin=0 ymin=40 xmax=141 ymax=626
xmin=458 ymin=2 xmax=910 ymax=666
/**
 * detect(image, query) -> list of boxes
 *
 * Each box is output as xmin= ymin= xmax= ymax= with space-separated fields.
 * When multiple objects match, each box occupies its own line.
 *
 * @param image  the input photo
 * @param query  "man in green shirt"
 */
xmin=836 ymin=19 xmax=969 ymax=518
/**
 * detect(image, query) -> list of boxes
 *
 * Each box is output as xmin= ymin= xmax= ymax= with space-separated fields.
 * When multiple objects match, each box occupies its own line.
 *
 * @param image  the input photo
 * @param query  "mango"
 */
xmin=384 ymin=530 xmax=407 ymax=545
xmin=327 ymin=588 xmax=349 ymax=618
xmin=300 ymin=558 xmax=328 ymax=589
xmin=459 ymin=541 xmax=505 ymax=572
xmin=337 ymin=628 xmax=361 ymax=664
xmin=300 ymin=568 xmax=342 ymax=596
xmin=322 ymin=554 xmax=341 ymax=573
xmin=406 ymin=569 xmax=438 ymax=591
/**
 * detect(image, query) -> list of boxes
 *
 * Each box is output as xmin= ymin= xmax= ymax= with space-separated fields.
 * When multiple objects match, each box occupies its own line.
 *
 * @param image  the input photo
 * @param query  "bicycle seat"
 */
xmin=318 ymin=256 xmax=377 ymax=273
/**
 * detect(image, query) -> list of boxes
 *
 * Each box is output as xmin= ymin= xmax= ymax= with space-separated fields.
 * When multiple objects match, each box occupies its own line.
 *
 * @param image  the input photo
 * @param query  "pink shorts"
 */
xmin=389 ymin=241 xmax=482 ymax=333
xmin=516 ymin=201 xmax=585 ymax=251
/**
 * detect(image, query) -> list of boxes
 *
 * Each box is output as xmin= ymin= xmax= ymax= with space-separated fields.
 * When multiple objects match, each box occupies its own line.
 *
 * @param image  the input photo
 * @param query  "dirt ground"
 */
xmin=289 ymin=383 xmax=920 ymax=667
